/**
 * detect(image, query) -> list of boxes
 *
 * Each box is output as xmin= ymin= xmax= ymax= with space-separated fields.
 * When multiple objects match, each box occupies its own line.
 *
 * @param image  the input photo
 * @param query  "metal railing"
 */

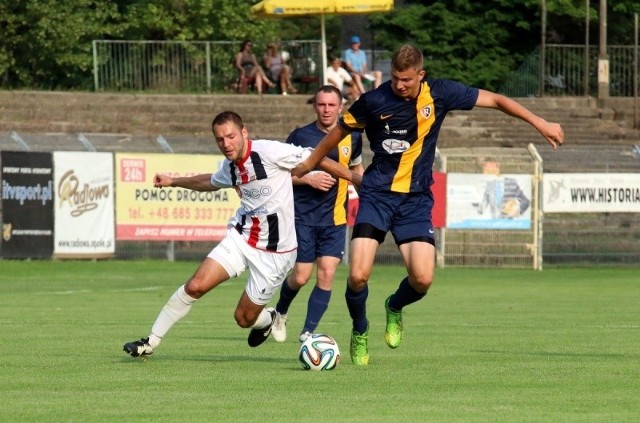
xmin=500 ymin=44 xmax=640 ymax=98
xmin=92 ymin=39 xmax=322 ymax=93
xmin=94 ymin=41 xmax=638 ymax=98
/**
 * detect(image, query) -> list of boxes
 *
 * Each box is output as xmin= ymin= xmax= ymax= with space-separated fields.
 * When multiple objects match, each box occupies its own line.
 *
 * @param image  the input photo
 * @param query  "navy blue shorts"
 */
xmin=353 ymin=189 xmax=434 ymax=246
xmin=295 ymin=222 xmax=346 ymax=262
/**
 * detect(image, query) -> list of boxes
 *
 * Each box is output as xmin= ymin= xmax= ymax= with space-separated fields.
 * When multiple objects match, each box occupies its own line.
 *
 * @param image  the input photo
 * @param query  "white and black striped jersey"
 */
xmin=211 ymin=139 xmax=311 ymax=253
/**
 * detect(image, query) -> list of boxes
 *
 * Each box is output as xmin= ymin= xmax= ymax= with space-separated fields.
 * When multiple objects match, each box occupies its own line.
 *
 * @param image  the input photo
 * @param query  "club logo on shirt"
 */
xmin=341 ymin=146 xmax=351 ymax=157
xmin=382 ymin=139 xmax=410 ymax=154
xmin=420 ymin=106 xmax=432 ymax=119
xmin=241 ymin=186 xmax=272 ymax=199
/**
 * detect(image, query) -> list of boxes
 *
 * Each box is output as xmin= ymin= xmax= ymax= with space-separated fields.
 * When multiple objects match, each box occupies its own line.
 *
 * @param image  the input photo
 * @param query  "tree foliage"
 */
xmin=117 ymin=0 xmax=281 ymax=42
xmin=367 ymin=1 xmax=543 ymax=89
xmin=367 ymin=0 xmax=639 ymax=91
xmin=0 ymin=0 xmax=121 ymax=88
xmin=0 ymin=0 xmax=638 ymax=90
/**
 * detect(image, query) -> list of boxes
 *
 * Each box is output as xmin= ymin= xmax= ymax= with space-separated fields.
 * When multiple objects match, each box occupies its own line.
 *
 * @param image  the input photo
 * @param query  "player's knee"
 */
xmin=234 ymin=309 xmax=252 ymax=328
xmin=348 ymin=272 xmax=369 ymax=291
xmin=184 ymin=278 xmax=207 ymax=299
xmin=288 ymin=273 xmax=309 ymax=290
xmin=411 ymin=275 xmax=433 ymax=294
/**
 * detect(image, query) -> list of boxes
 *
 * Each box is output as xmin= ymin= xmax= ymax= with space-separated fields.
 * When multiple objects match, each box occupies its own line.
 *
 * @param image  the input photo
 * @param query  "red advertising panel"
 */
xmin=432 ymin=171 xmax=446 ymax=228
xmin=347 ymin=184 xmax=358 ymax=227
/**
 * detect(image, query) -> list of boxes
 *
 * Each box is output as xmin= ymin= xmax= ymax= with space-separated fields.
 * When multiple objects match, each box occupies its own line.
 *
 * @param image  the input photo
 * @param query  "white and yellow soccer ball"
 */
xmin=298 ymin=334 xmax=340 ymax=371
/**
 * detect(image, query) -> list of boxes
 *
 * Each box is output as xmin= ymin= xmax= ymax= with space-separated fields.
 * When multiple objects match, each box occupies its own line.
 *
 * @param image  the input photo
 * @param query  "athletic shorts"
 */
xmin=295 ymin=222 xmax=346 ymax=263
xmin=353 ymin=189 xmax=435 ymax=245
xmin=207 ymin=228 xmax=296 ymax=305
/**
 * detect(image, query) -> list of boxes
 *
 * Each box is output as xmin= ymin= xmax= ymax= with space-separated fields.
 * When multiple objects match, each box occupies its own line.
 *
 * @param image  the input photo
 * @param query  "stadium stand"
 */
xmin=0 ymin=91 xmax=316 ymax=149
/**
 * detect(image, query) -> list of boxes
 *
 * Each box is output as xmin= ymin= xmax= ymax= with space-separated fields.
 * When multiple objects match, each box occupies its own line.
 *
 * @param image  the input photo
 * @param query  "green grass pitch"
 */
xmin=0 ymin=260 xmax=638 ymax=422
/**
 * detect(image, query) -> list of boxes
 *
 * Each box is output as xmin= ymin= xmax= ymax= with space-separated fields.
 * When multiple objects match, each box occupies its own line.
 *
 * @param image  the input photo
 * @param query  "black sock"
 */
xmin=276 ymin=278 xmax=299 ymax=315
xmin=388 ymin=277 xmax=426 ymax=311
xmin=345 ymin=284 xmax=368 ymax=334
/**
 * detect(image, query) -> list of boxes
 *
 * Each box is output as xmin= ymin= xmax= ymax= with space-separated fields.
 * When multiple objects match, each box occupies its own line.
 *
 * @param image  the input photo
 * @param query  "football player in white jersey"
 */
xmin=123 ymin=111 xmax=361 ymax=357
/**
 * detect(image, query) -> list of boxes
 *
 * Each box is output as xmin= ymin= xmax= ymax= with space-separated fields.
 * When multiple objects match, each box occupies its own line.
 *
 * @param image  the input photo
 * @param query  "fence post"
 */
xmin=206 ymin=42 xmax=211 ymax=94
xmin=597 ymin=0 xmax=610 ymax=100
xmin=93 ymin=40 xmax=99 ymax=92
xmin=540 ymin=0 xmax=546 ymax=97
xmin=635 ymin=13 xmax=638 ymax=128
xmin=584 ymin=0 xmax=590 ymax=96
xmin=528 ymin=143 xmax=543 ymax=271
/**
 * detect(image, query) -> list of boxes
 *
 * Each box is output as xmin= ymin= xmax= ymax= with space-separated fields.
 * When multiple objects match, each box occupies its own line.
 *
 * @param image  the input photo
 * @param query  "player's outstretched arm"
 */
xmin=153 ymin=173 xmax=218 ymax=191
xmin=291 ymin=125 xmax=350 ymax=178
xmin=475 ymin=89 xmax=565 ymax=150
xmin=317 ymin=157 xmax=362 ymax=187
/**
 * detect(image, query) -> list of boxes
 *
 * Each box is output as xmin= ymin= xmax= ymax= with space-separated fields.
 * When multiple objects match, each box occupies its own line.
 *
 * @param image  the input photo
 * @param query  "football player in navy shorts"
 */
xmin=292 ymin=44 xmax=564 ymax=365
xmin=270 ymin=85 xmax=364 ymax=343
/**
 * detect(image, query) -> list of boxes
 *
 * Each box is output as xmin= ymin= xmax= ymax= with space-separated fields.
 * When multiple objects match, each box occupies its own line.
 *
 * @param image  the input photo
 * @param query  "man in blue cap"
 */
xmin=342 ymin=35 xmax=382 ymax=96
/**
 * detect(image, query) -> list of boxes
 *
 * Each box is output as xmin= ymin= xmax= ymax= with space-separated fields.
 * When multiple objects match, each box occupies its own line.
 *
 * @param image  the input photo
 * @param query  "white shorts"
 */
xmin=208 ymin=228 xmax=296 ymax=305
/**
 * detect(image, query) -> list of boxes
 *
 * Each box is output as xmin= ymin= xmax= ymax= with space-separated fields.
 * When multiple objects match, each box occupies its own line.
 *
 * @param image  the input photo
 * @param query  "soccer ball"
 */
xmin=298 ymin=334 xmax=340 ymax=371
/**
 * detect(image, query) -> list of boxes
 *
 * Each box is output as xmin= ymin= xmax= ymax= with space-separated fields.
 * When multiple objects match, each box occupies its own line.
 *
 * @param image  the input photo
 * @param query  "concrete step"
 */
xmin=0 ymin=90 xmax=317 ymax=139
xmin=2 ymin=91 xmax=639 ymax=153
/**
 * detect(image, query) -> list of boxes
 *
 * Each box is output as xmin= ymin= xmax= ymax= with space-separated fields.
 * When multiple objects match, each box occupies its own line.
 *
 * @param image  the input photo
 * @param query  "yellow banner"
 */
xmin=115 ymin=153 xmax=239 ymax=241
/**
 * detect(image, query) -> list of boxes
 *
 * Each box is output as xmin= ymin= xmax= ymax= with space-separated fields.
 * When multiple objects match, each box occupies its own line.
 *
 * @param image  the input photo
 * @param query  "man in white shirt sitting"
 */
xmin=326 ymin=57 xmax=361 ymax=102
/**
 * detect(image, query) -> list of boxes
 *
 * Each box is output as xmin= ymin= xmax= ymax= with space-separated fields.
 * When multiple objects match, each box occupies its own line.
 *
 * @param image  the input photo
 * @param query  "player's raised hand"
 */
xmin=539 ymin=120 xmax=565 ymax=150
xmin=153 ymin=173 xmax=172 ymax=188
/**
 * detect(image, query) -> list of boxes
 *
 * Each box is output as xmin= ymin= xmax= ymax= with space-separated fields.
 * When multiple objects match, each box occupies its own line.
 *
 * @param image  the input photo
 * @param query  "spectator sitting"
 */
xmin=264 ymin=42 xmax=298 ymax=95
xmin=342 ymin=35 xmax=382 ymax=94
xmin=326 ymin=56 xmax=361 ymax=103
xmin=235 ymin=40 xmax=276 ymax=95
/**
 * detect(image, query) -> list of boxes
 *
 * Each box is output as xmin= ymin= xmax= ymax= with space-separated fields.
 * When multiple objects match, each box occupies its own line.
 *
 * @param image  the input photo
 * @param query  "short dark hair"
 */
xmin=313 ymin=85 xmax=343 ymax=103
xmin=391 ymin=44 xmax=424 ymax=72
xmin=212 ymin=111 xmax=244 ymax=130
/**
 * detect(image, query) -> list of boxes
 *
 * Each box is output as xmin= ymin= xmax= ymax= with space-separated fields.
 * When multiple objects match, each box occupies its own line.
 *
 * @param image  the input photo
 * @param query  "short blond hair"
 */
xmin=391 ymin=44 xmax=424 ymax=72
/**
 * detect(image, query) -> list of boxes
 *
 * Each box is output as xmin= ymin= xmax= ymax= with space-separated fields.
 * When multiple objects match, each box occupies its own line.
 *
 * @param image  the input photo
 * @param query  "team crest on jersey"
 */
xmin=341 ymin=146 xmax=351 ymax=157
xmin=420 ymin=105 xmax=432 ymax=119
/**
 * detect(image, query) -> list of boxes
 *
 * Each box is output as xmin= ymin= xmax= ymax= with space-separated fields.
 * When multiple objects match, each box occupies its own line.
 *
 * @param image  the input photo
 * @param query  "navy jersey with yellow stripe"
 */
xmin=286 ymin=122 xmax=362 ymax=226
xmin=341 ymin=77 xmax=478 ymax=193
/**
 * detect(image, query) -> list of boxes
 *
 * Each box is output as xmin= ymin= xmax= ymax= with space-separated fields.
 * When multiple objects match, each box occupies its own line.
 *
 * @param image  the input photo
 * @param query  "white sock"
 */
xmin=251 ymin=308 xmax=273 ymax=329
xmin=149 ymin=285 xmax=197 ymax=349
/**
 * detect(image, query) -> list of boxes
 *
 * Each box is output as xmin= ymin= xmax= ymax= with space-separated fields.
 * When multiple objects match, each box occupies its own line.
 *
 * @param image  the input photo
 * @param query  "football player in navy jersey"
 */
xmin=270 ymin=85 xmax=364 ymax=343
xmin=123 ymin=111 xmax=361 ymax=358
xmin=292 ymin=44 xmax=564 ymax=365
